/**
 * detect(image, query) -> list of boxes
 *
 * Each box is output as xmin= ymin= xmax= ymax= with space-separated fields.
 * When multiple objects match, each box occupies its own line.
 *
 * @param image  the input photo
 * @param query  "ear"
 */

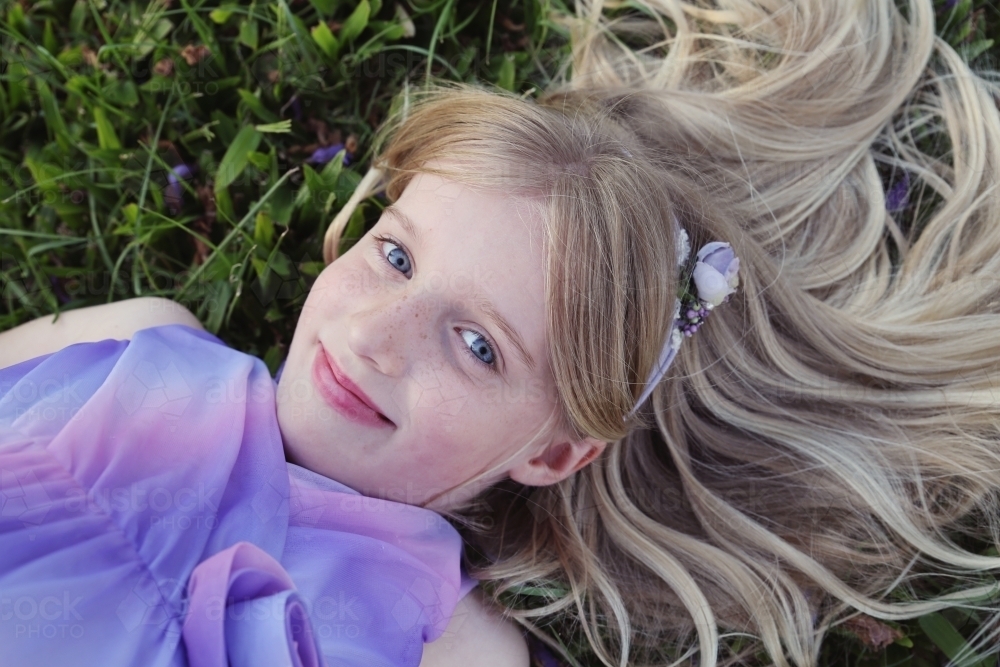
xmin=508 ymin=436 xmax=607 ymax=487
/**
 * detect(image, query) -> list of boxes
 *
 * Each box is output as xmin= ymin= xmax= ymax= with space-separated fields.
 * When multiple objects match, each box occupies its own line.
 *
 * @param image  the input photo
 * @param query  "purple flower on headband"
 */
xmin=307 ymin=143 xmax=352 ymax=167
xmin=692 ymin=242 xmax=740 ymax=306
xmin=166 ymin=164 xmax=197 ymax=215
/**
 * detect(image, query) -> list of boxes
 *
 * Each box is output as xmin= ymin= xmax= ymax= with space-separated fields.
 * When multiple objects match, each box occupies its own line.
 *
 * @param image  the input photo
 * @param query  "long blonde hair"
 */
xmin=323 ymin=0 xmax=1000 ymax=664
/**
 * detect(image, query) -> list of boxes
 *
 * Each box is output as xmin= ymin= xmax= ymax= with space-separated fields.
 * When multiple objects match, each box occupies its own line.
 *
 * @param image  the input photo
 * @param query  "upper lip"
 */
xmin=321 ymin=344 xmax=392 ymax=424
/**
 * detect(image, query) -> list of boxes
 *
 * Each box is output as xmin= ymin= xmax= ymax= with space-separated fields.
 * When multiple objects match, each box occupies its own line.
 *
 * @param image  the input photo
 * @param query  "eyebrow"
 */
xmin=384 ymin=203 xmax=536 ymax=372
xmin=479 ymin=299 xmax=536 ymax=371
xmin=383 ymin=205 xmax=422 ymax=245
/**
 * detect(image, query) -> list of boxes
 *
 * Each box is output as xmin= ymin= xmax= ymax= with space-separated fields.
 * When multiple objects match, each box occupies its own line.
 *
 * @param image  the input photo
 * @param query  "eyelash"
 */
xmin=370 ymin=233 xmax=501 ymax=375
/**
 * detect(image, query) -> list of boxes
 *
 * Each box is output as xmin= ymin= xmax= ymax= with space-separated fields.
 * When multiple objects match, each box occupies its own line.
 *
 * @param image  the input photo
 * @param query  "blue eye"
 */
xmin=372 ymin=233 xmax=497 ymax=373
xmin=380 ymin=239 xmax=411 ymax=275
xmin=460 ymin=329 xmax=496 ymax=366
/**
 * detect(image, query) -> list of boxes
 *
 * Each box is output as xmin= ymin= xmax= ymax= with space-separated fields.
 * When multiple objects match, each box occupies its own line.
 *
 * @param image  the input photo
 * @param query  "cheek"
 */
xmin=301 ymin=255 xmax=368 ymax=317
xmin=405 ymin=386 xmax=550 ymax=464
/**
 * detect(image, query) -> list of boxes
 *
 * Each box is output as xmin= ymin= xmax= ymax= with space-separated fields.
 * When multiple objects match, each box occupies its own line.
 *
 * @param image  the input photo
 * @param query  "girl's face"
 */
xmin=276 ymin=170 xmax=603 ymax=510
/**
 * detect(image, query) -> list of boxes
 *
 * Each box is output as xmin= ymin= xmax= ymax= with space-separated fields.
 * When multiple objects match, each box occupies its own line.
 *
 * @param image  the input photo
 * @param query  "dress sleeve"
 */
xmin=458 ymin=566 xmax=479 ymax=600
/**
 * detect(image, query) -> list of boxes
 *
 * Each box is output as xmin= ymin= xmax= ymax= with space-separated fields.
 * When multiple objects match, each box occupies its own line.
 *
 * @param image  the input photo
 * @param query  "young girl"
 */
xmin=3 ymin=0 xmax=1000 ymax=666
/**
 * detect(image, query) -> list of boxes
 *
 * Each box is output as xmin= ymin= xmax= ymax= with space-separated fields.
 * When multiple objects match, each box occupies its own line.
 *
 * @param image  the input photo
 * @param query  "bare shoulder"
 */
xmin=419 ymin=587 xmax=530 ymax=667
xmin=0 ymin=297 xmax=203 ymax=369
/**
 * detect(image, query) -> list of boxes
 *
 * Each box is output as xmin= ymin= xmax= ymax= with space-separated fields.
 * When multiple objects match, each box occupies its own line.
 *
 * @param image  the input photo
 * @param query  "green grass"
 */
xmin=1 ymin=0 xmax=998 ymax=665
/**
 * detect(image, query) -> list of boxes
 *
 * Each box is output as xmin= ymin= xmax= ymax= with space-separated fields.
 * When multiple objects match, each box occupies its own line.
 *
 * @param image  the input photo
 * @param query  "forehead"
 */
xmin=386 ymin=171 xmax=548 ymax=364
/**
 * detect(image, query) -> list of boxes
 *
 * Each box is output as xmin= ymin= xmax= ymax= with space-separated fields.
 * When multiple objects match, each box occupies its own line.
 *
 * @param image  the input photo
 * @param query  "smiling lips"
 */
xmin=312 ymin=344 xmax=394 ymax=428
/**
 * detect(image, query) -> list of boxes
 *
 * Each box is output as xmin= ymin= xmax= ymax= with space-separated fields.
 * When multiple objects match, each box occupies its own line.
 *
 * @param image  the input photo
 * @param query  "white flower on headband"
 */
xmin=692 ymin=242 xmax=740 ymax=307
xmin=625 ymin=235 xmax=740 ymax=420
xmin=676 ymin=227 xmax=691 ymax=266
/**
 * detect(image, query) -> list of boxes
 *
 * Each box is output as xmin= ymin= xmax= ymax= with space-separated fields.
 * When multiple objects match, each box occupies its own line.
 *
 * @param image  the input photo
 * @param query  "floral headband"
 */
xmin=625 ymin=224 xmax=740 ymax=419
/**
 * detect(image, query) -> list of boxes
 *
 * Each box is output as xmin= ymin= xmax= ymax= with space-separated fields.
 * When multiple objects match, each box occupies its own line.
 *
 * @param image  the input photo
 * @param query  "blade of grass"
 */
xmin=485 ymin=0 xmax=497 ymax=69
xmin=425 ymin=0 xmax=456 ymax=82
xmin=131 ymin=82 xmax=177 ymax=296
xmin=86 ymin=156 xmax=117 ymax=276
xmin=176 ymin=167 xmax=300 ymax=300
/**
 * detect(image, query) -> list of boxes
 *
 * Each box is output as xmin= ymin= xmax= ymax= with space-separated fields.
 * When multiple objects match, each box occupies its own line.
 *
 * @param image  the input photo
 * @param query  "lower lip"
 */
xmin=311 ymin=348 xmax=392 ymax=429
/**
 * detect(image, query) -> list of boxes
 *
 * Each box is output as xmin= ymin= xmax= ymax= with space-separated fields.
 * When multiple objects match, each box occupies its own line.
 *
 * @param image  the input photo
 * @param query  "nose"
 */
xmin=346 ymin=290 xmax=427 ymax=378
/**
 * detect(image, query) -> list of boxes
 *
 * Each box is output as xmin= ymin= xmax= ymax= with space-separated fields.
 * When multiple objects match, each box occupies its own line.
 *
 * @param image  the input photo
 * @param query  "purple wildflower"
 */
xmin=50 ymin=276 xmax=70 ymax=305
xmin=886 ymin=171 xmax=910 ymax=212
xmin=525 ymin=635 xmax=564 ymax=667
xmin=306 ymin=143 xmax=352 ymax=167
xmin=166 ymin=164 xmax=197 ymax=215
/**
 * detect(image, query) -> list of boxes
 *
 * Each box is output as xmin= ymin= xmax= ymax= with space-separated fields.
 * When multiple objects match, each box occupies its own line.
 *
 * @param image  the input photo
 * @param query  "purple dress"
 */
xmin=0 ymin=324 xmax=477 ymax=667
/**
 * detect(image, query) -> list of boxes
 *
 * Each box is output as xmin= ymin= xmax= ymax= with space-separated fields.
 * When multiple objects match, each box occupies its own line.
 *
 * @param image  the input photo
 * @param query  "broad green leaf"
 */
xmin=58 ymin=44 xmax=86 ymax=67
xmin=497 ymin=54 xmax=516 ymax=91
xmin=238 ymin=19 xmax=259 ymax=50
xmin=294 ymin=179 xmax=312 ymax=211
xmin=299 ymin=261 xmax=325 ymax=277
xmin=268 ymin=183 xmax=295 ymax=225
xmin=504 ymin=583 xmax=570 ymax=598
xmin=237 ymin=89 xmax=279 ymax=123
xmin=36 ymin=80 xmax=70 ymax=149
xmin=319 ymin=152 xmax=344 ymax=188
xmin=338 ymin=203 xmax=366 ymax=255
xmin=211 ymin=109 xmax=239 ymax=146
xmin=23 ymin=156 xmax=63 ymax=195
xmin=7 ymin=61 xmax=28 ymax=109
xmin=456 ymin=45 xmax=476 ymax=75
xmin=960 ymin=39 xmax=994 ymax=63
xmin=918 ymin=612 xmax=992 ymax=667
xmin=377 ymin=22 xmax=406 ymax=41
xmin=340 ymin=0 xmax=370 ymax=43
xmin=215 ymin=126 xmax=263 ymax=193
xmin=122 ymin=203 xmax=139 ymax=228
xmin=133 ymin=18 xmax=175 ymax=58
xmin=103 ymin=80 xmax=139 ymax=107
xmin=93 ymin=107 xmax=122 ymax=150
xmin=66 ymin=75 xmax=89 ymax=95
xmin=309 ymin=0 xmax=339 ymax=17
xmin=247 ymin=152 xmax=271 ymax=174
xmin=254 ymin=210 xmax=274 ymax=249
xmin=335 ymin=169 xmax=362 ymax=204
xmin=311 ymin=21 xmax=339 ymax=58
xmin=215 ymin=185 xmax=235 ymax=222
xmin=263 ymin=344 xmax=284 ymax=376
xmin=203 ymin=280 xmax=233 ymax=333
xmin=69 ymin=0 xmax=87 ymax=34
xmin=43 ymin=20 xmax=58 ymax=55
xmin=6 ymin=4 xmax=27 ymax=36
xmin=209 ymin=8 xmax=234 ymax=23
xmin=302 ymin=164 xmax=327 ymax=201
xmin=369 ymin=0 xmax=382 ymax=17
